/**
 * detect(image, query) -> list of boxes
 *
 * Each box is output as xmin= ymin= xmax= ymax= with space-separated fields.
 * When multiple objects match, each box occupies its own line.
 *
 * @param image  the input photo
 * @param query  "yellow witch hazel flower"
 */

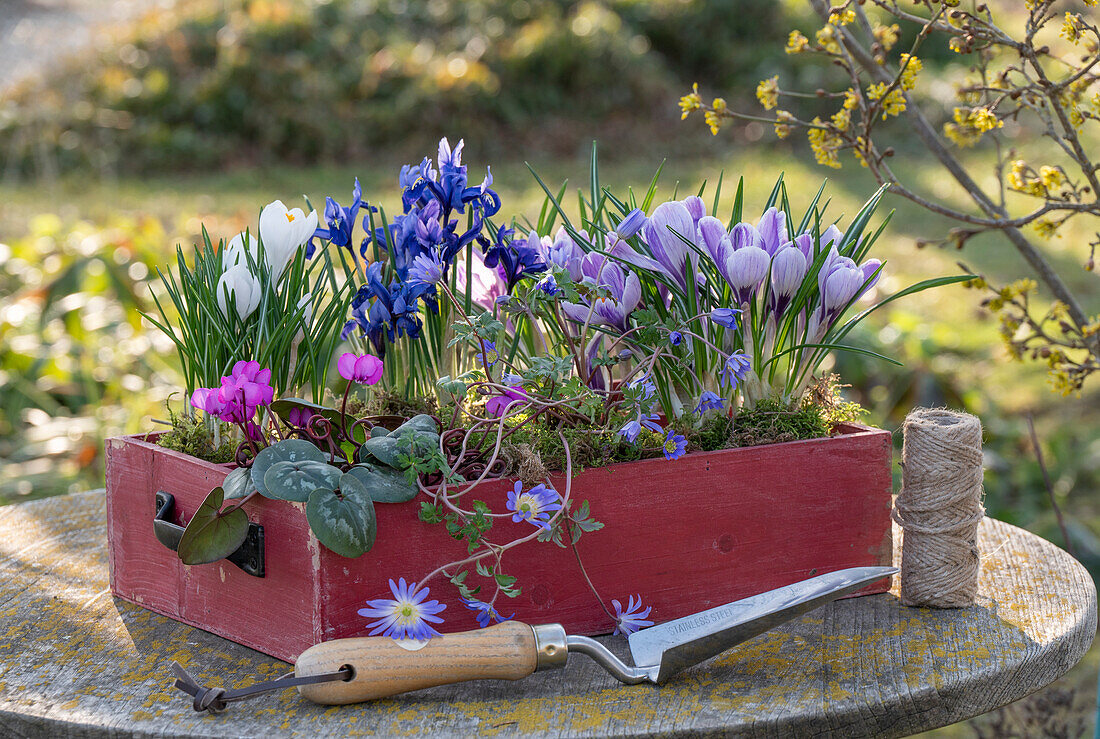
xmin=969 ymin=107 xmax=1002 ymax=132
xmin=816 ymin=25 xmax=841 ymax=53
xmin=1062 ymin=12 xmax=1084 ymax=44
xmin=1039 ymin=166 xmax=1064 ymax=190
xmin=679 ymin=83 xmax=702 ymax=120
xmin=705 ymin=100 xmax=726 ymax=136
xmin=898 ymin=54 xmax=922 ymax=91
xmin=874 ymin=24 xmax=901 ymax=51
xmin=774 ymin=110 xmax=795 ymax=139
xmin=756 ymin=76 xmax=779 ymax=110
xmin=866 ymin=82 xmax=906 ymax=119
xmin=808 ymin=118 xmax=843 ymax=168
xmin=854 ymin=137 xmax=869 ymax=167
xmin=786 ymin=31 xmax=810 ymax=54
xmin=831 ymin=107 xmax=851 ymax=132
xmin=828 ymin=6 xmax=856 ymax=26
xmin=944 ymin=107 xmax=1001 ymax=147
xmin=1035 ymin=218 xmax=1061 ymax=238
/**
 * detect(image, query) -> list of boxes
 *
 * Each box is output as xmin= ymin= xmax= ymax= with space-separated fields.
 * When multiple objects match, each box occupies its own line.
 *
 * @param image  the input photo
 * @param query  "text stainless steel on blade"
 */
xmin=172 ymin=566 xmax=897 ymax=711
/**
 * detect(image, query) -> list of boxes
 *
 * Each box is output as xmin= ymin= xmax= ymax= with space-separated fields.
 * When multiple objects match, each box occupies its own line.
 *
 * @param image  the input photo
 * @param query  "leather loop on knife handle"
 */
xmin=170 ymin=662 xmax=352 ymax=714
xmin=295 ymin=621 xmax=539 ymax=705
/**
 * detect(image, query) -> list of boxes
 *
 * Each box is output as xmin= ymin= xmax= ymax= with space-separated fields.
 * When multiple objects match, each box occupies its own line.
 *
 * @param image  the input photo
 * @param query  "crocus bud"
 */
xmin=771 ymin=245 xmax=808 ymax=299
xmin=791 ymin=232 xmax=814 ymax=261
xmin=822 ymin=264 xmax=865 ymax=318
xmin=756 ymin=207 xmax=789 ymax=256
xmin=729 ymin=221 xmax=763 ymax=250
xmin=697 ymin=216 xmax=727 ymax=257
xmin=723 ymin=245 xmax=770 ymax=304
xmin=615 ymin=208 xmax=647 ymax=239
xmin=860 ymin=259 xmax=883 ymax=293
xmin=223 ymin=232 xmax=259 ymax=272
xmin=217 ymin=265 xmax=262 ymax=320
xmin=682 ymin=196 xmax=706 ymax=224
xmin=258 ymin=200 xmax=319 ymax=285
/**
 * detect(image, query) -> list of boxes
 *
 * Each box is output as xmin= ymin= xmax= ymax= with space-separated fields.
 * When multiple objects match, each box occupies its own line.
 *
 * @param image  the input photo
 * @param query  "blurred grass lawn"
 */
xmin=1 ymin=144 xmax=1097 ymax=735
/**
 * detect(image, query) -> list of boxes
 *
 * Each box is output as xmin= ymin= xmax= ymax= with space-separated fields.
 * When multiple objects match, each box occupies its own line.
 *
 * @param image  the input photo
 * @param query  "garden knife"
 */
xmin=286 ymin=565 xmax=896 ymax=705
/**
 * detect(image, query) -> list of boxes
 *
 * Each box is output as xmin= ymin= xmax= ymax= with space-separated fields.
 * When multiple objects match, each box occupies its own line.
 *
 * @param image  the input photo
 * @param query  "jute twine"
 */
xmin=893 ymin=408 xmax=985 ymax=608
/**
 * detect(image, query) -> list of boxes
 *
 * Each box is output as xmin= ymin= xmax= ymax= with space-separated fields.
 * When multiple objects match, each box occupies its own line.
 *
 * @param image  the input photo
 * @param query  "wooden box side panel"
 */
xmin=106 ymin=435 xmax=323 ymax=661
xmin=106 ymin=436 xmax=182 ymax=616
xmin=319 ymin=427 xmax=894 ymax=642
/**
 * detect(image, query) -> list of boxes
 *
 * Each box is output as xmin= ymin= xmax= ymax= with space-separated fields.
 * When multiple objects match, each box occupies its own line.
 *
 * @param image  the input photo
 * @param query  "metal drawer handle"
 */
xmin=153 ymin=491 xmax=266 ymax=578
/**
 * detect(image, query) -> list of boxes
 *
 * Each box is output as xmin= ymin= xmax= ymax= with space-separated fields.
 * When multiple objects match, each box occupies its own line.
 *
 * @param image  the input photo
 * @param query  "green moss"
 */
xmin=157 ymin=407 xmax=237 ymax=463
xmin=363 ymin=389 xmax=438 ymax=421
xmin=502 ymin=423 xmax=663 ymax=476
xmin=728 ymin=399 xmax=831 ymax=447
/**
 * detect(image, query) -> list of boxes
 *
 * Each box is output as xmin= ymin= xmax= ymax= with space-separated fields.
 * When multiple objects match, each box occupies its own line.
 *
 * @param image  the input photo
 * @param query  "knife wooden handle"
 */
xmin=295 ymin=621 xmax=539 ymax=704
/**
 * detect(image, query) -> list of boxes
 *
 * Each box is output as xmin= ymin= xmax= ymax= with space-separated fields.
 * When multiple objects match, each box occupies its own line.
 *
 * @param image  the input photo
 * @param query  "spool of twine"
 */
xmin=893 ymin=408 xmax=985 ymax=608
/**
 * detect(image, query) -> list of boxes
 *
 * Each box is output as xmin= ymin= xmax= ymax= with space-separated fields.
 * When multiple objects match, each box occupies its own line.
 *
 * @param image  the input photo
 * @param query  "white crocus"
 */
xmin=217 ymin=264 xmax=262 ymax=320
xmin=258 ymin=200 xmax=318 ymax=285
xmin=222 ymin=231 xmax=259 ymax=272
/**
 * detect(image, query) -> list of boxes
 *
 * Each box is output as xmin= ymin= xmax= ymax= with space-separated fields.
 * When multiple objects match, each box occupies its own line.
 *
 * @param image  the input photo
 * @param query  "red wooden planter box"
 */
xmin=105 ymin=424 xmax=893 ymax=663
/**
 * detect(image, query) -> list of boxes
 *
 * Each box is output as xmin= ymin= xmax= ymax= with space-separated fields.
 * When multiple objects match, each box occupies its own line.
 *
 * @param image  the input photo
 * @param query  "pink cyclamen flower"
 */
xmin=220 ymin=360 xmax=274 ymax=409
xmin=338 ymin=352 xmax=384 ymax=385
xmin=485 ymin=386 xmax=528 ymax=417
xmin=190 ymin=360 xmax=274 ymax=425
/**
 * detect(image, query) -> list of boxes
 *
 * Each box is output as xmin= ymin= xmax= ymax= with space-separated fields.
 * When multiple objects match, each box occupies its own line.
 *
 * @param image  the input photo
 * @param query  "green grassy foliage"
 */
xmin=0 ymin=0 xmax=785 ymax=177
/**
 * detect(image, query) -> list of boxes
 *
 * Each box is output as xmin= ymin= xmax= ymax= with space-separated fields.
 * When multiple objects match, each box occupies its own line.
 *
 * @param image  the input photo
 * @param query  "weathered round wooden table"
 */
xmin=0 ymin=491 xmax=1094 ymax=737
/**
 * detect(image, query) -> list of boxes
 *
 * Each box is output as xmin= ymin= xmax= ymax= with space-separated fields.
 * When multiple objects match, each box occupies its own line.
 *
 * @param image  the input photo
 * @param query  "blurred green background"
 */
xmin=1 ymin=1 xmax=1097 ymax=735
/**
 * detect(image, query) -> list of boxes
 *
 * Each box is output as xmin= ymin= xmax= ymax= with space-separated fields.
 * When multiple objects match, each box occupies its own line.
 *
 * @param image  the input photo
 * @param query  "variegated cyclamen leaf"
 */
xmin=250 ymin=439 xmax=327 ymax=497
xmin=263 ymin=460 xmax=342 ymax=503
xmin=346 ymin=463 xmax=419 ymax=504
xmin=305 ymin=473 xmax=376 ymax=558
xmin=222 ymin=466 xmax=258 ymax=500
xmin=391 ymin=414 xmax=439 ymax=437
xmin=358 ymin=436 xmax=402 ymax=468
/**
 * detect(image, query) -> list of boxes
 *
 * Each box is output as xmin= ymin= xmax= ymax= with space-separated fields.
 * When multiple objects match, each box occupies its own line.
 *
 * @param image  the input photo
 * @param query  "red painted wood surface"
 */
xmin=105 ymin=425 xmax=894 ymax=663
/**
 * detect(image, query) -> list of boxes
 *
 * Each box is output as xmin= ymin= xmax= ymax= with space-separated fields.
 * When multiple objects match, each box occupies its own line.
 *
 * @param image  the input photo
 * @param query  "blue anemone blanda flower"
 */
xmin=506 ymin=482 xmax=562 ymax=529
xmin=661 ymin=429 xmax=688 ymax=461
xmin=618 ymin=420 xmax=642 ymax=443
xmin=612 ymin=595 xmax=654 ymax=635
xmin=462 ymin=598 xmax=515 ymax=628
xmin=709 ymin=308 xmax=742 ymax=330
xmin=357 ymin=578 xmax=446 ymax=641
xmin=669 ymin=330 xmax=684 ymax=346
xmin=614 ymin=208 xmax=647 ymax=239
xmin=695 ymin=391 xmax=726 ymax=414
xmin=537 ymin=273 xmax=560 ymax=296
xmin=479 ymin=340 xmax=499 ymax=368
xmin=720 ymin=351 xmax=752 ymax=388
